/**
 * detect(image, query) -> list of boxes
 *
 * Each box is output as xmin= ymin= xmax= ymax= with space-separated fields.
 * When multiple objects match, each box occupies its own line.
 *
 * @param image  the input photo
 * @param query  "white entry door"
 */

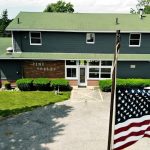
xmin=78 ymin=66 xmax=87 ymax=86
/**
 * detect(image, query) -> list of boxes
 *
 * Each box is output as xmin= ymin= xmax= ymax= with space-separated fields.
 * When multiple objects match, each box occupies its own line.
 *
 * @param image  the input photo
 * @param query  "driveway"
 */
xmin=0 ymin=88 xmax=149 ymax=150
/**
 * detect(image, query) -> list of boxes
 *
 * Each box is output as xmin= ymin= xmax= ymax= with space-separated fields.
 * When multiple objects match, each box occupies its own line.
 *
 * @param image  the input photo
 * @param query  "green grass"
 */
xmin=0 ymin=91 xmax=70 ymax=117
xmin=0 ymin=37 xmax=11 ymax=55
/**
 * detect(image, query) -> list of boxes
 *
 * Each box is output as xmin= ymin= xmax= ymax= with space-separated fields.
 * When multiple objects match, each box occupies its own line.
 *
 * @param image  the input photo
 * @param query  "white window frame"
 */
xmin=29 ymin=32 xmax=42 ymax=45
xmin=65 ymin=60 xmax=78 ymax=80
xmin=87 ymin=60 xmax=113 ymax=80
xmin=100 ymin=67 xmax=112 ymax=79
xmin=88 ymin=66 xmax=100 ymax=79
xmin=129 ymin=33 xmax=141 ymax=47
xmin=86 ymin=33 xmax=95 ymax=44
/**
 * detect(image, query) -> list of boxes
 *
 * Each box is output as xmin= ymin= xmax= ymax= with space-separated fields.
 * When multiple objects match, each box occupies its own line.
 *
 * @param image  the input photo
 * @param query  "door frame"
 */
xmin=78 ymin=65 xmax=87 ymax=86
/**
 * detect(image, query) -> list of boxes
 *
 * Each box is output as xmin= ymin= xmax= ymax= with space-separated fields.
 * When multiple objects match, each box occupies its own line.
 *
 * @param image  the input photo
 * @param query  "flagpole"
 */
xmin=107 ymin=30 xmax=121 ymax=150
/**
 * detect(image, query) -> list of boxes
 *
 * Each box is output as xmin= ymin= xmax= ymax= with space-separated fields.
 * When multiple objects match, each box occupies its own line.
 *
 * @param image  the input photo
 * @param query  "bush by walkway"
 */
xmin=99 ymin=79 xmax=150 ymax=92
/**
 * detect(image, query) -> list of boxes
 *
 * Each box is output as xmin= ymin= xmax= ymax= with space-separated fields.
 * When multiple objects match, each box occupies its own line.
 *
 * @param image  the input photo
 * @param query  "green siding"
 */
xmin=0 ymin=60 xmax=22 ymax=80
xmin=13 ymin=31 xmax=150 ymax=54
xmin=117 ymin=61 xmax=150 ymax=78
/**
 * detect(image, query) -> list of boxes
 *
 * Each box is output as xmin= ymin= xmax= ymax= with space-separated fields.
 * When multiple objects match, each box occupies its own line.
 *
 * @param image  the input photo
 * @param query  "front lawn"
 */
xmin=0 ymin=91 xmax=70 ymax=118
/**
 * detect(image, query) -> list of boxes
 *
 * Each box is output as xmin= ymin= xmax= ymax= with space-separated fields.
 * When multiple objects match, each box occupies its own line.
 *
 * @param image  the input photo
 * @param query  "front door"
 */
xmin=78 ymin=67 xmax=87 ymax=86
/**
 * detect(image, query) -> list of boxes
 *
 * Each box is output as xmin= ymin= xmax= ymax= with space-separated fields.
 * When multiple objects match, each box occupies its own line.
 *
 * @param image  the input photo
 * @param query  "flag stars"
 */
xmin=121 ymin=107 xmax=124 ymax=110
xmin=122 ymin=100 xmax=125 ymax=103
xmin=117 ymin=104 xmax=121 ymax=107
xmin=116 ymin=89 xmax=150 ymax=124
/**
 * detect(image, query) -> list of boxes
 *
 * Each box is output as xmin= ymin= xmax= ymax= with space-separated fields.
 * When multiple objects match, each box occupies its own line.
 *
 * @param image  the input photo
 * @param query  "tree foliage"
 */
xmin=144 ymin=5 xmax=150 ymax=13
xmin=130 ymin=0 xmax=150 ymax=14
xmin=44 ymin=0 xmax=74 ymax=13
xmin=0 ymin=9 xmax=11 ymax=37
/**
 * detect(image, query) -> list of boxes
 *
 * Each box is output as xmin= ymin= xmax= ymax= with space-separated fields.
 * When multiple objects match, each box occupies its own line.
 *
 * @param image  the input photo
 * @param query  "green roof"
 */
xmin=0 ymin=38 xmax=12 ymax=55
xmin=7 ymin=12 xmax=150 ymax=32
xmin=0 ymin=52 xmax=150 ymax=61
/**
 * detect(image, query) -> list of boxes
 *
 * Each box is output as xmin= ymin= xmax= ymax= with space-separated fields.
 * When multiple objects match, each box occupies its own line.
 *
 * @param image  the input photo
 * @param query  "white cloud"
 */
xmin=0 ymin=0 xmax=137 ymax=18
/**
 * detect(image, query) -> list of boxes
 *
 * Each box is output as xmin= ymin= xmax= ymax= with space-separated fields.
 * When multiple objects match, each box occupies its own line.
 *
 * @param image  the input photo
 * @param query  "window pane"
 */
xmin=89 ymin=73 xmax=99 ymax=78
xmin=67 ymin=68 xmax=76 ymax=77
xmin=79 ymin=60 xmax=87 ymax=65
xmin=130 ymin=40 xmax=140 ymax=45
xmin=101 ymin=68 xmax=111 ymax=73
xmin=66 ymin=60 xmax=76 ymax=65
xmin=101 ymin=74 xmax=111 ymax=78
xmin=89 ymin=68 xmax=99 ymax=72
xmin=31 ymin=32 xmax=41 ymax=38
xmin=101 ymin=61 xmax=112 ymax=66
xmin=89 ymin=61 xmax=99 ymax=66
xmin=86 ymin=33 xmax=95 ymax=43
xmin=31 ymin=38 xmax=41 ymax=44
xmin=130 ymin=34 xmax=140 ymax=39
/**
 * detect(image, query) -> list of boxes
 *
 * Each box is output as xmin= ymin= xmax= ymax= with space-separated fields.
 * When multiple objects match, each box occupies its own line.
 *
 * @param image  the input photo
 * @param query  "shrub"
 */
xmin=16 ymin=78 xmax=33 ymax=91
xmin=51 ymin=79 xmax=71 ymax=91
xmin=99 ymin=79 xmax=112 ymax=92
xmin=0 ymin=81 xmax=2 ymax=88
xmin=33 ymin=78 xmax=50 ymax=91
xmin=99 ymin=79 xmax=150 ymax=92
xmin=4 ymin=81 xmax=11 ymax=90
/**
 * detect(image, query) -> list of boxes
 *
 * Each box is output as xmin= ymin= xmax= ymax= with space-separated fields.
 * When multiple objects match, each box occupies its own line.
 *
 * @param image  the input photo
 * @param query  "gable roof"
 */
xmin=6 ymin=12 xmax=150 ymax=32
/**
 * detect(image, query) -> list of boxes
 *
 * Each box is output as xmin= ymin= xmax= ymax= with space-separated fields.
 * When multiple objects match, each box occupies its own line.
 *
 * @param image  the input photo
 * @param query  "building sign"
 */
xmin=32 ymin=61 xmax=56 ymax=72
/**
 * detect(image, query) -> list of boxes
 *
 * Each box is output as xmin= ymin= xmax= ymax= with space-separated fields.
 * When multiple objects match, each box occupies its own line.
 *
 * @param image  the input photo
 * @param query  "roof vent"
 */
xmin=116 ymin=18 xmax=119 ymax=25
xmin=6 ymin=47 xmax=13 ymax=54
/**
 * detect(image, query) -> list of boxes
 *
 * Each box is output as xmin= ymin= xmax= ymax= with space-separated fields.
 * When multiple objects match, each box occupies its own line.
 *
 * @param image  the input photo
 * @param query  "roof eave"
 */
xmin=6 ymin=28 xmax=150 ymax=33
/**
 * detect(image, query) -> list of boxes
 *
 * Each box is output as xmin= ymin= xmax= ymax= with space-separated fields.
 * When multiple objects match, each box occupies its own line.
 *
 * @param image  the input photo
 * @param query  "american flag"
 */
xmin=113 ymin=88 xmax=150 ymax=150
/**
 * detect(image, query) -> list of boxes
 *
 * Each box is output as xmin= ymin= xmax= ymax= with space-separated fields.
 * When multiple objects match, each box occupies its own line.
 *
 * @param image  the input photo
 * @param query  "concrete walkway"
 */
xmin=0 ymin=88 xmax=149 ymax=150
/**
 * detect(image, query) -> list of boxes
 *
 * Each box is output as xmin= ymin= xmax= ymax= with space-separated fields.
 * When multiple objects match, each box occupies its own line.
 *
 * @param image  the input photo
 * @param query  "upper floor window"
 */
xmin=129 ymin=33 xmax=141 ymax=47
xmin=86 ymin=33 xmax=95 ymax=44
xmin=30 ymin=32 xmax=42 ymax=45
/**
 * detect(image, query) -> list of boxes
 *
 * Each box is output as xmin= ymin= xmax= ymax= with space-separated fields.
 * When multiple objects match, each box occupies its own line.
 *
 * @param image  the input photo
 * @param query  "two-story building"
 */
xmin=0 ymin=12 xmax=150 ymax=86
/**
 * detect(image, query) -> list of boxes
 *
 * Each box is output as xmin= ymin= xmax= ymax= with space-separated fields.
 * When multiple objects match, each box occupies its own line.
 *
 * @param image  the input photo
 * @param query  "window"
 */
xmin=129 ymin=33 xmax=141 ymax=47
xmin=86 ymin=33 xmax=95 ymax=44
xmin=65 ymin=60 xmax=77 ymax=79
xmin=88 ymin=60 xmax=112 ymax=79
xmin=66 ymin=60 xmax=77 ymax=65
xmin=89 ymin=60 xmax=99 ymax=66
xmin=89 ymin=68 xmax=99 ymax=78
xmin=101 ymin=61 xmax=112 ymax=66
xmin=67 ymin=68 xmax=76 ymax=78
xmin=101 ymin=68 xmax=111 ymax=78
xmin=30 ymin=32 xmax=42 ymax=45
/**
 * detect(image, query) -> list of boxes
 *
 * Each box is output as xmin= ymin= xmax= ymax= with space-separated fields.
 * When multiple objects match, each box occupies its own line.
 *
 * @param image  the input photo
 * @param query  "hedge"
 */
xmin=16 ymin=78 xmax=71 ymax=91
xmin=16 ymin=78 xmax=33 ymax=91
xmin=99 ymin=79 xmax=150 ymax=92
xmin=33 ymin=78 xmax=50 ymax=91
xmin=50 ymin=79 xmax=71 ymax=91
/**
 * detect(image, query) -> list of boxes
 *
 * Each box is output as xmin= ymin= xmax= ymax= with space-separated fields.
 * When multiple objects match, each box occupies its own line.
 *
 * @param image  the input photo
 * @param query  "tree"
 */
xmin=144 ymin=5 xmax=150 ymax=13
xmin=44 ymin=0 xmax=74 ymax=13
xmin=0 ymin=9 xmax=11 ymax=37
xmin=130 ymin=0 xmax=150 ymax=14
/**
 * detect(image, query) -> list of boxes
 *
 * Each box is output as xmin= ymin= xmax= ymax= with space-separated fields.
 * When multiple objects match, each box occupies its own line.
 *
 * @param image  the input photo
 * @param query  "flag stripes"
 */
xmin=114 ymin=88 xmax=150 ymax=150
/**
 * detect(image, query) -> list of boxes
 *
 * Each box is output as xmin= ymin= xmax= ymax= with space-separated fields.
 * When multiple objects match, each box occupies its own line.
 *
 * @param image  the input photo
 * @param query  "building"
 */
xmin=0 ymin=12 xmax=150 ymax=86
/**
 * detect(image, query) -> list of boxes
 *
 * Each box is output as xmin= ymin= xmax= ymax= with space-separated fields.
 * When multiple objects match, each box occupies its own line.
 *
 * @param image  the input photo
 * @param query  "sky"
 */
xmin=0 ymin=0 xmax=138 ymax=19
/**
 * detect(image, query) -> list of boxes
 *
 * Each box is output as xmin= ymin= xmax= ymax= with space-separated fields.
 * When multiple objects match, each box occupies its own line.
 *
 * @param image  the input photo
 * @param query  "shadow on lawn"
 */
xmin=0 ymin=104 xmax=73 ymax=150
xmin=0 ymin=103 xmax=56 ymax=118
